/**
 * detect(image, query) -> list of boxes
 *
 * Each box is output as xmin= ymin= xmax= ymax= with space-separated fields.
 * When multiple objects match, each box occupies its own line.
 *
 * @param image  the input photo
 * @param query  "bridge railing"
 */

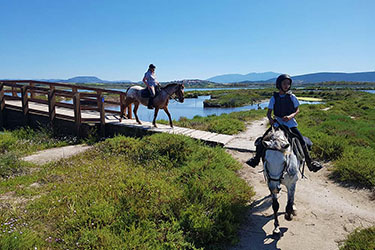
xmin=0 ymin=80 xmax=131 ymax=136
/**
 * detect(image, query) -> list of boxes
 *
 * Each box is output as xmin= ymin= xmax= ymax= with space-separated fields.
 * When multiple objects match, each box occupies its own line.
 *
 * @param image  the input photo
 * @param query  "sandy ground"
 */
xmin=227 ymin=118 xmax=375 ymax=250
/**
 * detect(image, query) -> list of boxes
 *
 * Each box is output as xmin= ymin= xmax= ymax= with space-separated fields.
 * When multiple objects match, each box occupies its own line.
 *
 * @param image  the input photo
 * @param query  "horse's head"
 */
xmin=263 ymin=128 xmax=290 ymax=152
xmin=175 ymin=83 xmax=184 ymax=103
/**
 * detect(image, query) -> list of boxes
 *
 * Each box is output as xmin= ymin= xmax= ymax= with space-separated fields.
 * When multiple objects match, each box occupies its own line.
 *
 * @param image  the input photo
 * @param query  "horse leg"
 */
xmin=285 ymin=181 xmax=297 ymax=221
xmin=272 ymin=194 xmax=280 ymax=235
xmin=163 ymin=107 xmax=173 ymax=128
xmin=152 ymin=108 xmax=159 ymax=127
xmin=133 ymin=102 xmax=141 ymax=124
xmin=122 ymin=98 xmax=134 ymax=120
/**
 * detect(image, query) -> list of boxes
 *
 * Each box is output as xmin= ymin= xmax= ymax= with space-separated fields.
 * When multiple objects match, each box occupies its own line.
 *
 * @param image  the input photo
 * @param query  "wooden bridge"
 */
xmin=0 ymin=80 xmax=255 ymax=152
xmin=0 ymin=80 xmax=132 ymax=137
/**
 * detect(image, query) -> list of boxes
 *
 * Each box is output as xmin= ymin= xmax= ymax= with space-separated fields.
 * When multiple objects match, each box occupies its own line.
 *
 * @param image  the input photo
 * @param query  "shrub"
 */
xmin=340 ymin=227 xmax=375 ymax=250
xmin=2 ymin=134 xmax=253 ymax=249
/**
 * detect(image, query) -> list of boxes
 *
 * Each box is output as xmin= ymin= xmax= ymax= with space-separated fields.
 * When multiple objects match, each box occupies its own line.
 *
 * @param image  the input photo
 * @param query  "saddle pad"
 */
xmin=141 ymin=88 xmax=151 ymax=98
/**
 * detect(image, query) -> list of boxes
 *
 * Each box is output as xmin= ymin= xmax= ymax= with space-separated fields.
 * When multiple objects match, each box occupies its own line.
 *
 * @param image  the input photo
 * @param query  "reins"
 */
xmin=162 ymin=84 xmax=183 ymax=102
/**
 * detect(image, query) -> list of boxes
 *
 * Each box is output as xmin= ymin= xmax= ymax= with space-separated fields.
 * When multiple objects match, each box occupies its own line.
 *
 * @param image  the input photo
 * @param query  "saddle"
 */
xmin=257 ymin=125 xmax=312 ymax=165
xmin=140 ymin=86 xmax=161 ymax=98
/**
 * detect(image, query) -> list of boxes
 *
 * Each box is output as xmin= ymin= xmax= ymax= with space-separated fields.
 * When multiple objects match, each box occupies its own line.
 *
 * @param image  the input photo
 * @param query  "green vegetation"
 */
xmin=0 ymin=127 xmax=77 ymax=179
xmin=296 ymin=91 xmax=375 ymax=188
xmin=159 ymin=109 xmax=266 ymax=135
xmin=186 ymin=89 xmax=273 ymax=108
xmin=0 ymin=133 xmax=253 ymax=249
xmin=340 ymin=227 xmax=375 ymax=250
xmin=170 ymin=89 xmax=375 ymax=188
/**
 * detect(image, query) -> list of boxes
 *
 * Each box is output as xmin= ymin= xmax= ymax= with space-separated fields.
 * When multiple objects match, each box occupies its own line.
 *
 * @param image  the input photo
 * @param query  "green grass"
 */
xmin=185 ymin=89 xmax=273 ymax=108
xmin=295 ymin=91 xmax=375 ymax=188
xmin=169 ymin=89 xmax=375 ymax=188
xmin=0 ymin=127 xmax=77 ymax=179
xmin=0 ymin=133 xmax=254 ymax=249
xmin=340 ymin=227 xmax=375 ymax=250
xmin=159 ymin=109 xmax=266 ymax=135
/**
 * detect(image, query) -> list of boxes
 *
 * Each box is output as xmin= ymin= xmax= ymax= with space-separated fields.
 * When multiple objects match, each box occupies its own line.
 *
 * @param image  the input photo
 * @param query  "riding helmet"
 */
xmin=276 ymin=74 xmax=292 ymax=90
xmin=149 ymin=64 xmax=156 ymax=69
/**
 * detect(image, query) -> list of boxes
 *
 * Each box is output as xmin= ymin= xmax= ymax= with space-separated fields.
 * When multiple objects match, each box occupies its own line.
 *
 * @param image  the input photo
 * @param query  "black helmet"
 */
xmin=276 ymin=74 xmax=292 ymax=90
xmin=149 ymin=64 xmax=156 ymax=69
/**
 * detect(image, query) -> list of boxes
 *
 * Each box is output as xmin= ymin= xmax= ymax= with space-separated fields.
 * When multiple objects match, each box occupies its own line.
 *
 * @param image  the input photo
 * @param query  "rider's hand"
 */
xmin=282 ymin=115 xmax=291 ymax=122
xmin=269 ymin=118 xmax=275 ymax=126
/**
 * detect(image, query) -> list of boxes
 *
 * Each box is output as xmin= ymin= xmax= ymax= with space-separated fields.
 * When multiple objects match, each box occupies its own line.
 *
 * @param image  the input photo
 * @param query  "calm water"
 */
xmin=4 ymin=88 xmax=323 ymax=122
xmin=361 ymin=90 xmax=375 ymax=94
xmin=117 ymin=96 xmax=321 ymax=122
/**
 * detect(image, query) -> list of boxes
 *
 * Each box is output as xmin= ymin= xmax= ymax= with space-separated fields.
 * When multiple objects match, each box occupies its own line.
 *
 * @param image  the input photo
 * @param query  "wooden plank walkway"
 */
xmin=6 ymin=100 xmax=256 ymax=152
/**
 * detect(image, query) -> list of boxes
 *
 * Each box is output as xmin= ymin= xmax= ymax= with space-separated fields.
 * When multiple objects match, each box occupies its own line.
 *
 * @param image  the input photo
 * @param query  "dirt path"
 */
xmin=227 ymin=119 xmax=375 ymax=250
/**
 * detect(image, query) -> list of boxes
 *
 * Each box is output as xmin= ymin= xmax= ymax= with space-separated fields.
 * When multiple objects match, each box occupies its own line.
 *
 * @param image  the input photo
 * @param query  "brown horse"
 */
xmin=124 ymin=83 xmax=184 ymax=127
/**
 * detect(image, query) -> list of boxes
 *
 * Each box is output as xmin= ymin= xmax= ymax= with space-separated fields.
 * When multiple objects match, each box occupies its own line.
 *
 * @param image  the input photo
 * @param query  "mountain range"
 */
xmin=41 ymin=76 xmax=133 ymax=84
xmin=206 ymin=72 xmax=280 ymax=83
xmin=208 ymin=71 xmax=375 ymax=83
xmin=3 ymin=71 xmax=375 ymax=84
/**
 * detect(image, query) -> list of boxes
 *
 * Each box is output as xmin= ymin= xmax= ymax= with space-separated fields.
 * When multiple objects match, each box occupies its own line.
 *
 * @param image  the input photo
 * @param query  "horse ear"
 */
xmin=263 ymin=141 xmax=272 ymax=148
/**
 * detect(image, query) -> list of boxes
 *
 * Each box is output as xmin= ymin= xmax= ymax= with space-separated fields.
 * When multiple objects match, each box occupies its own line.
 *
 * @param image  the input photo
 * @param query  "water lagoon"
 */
xmin=124 ymin=96 xmax=321 ymax=122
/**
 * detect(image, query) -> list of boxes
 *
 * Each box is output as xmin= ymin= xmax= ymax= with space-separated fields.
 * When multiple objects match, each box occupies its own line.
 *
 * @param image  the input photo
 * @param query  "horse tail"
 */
xmin=125 ymin=86 xmax=132 ymax=95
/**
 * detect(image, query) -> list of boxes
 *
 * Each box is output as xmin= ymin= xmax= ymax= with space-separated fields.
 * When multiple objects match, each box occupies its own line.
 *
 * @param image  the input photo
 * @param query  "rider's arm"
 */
xmin=267 ymin=109 xmax=274 ymax=125
xmin=283 ymin=107 xmax=300 ymax=121
xmin=143 ymin=76 xmax=150 ymax=88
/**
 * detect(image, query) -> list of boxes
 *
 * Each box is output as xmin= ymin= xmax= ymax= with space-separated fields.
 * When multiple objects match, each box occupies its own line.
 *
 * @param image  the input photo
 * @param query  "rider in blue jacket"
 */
xmin=246 ymin=74 xmax=322 ymax=172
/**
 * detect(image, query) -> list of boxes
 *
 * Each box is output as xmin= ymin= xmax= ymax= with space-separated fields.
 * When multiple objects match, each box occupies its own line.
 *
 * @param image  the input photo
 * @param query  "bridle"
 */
xmin=264 ymin=150 xmax=289 ymax=183
xmin=163 ymin=84 xmax=184 ymax=102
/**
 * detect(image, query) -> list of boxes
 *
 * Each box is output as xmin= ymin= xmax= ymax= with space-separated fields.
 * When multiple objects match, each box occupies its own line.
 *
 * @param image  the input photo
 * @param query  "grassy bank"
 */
xmin=169 ymin=89 xmax=375 ymax=188
xmin=160 ymin=108 xmax=266 ymax=135
xmin=340 ymin=227 xmax=375 ymax=250
xmin=296 ymin=91 xmax=375 ymax=188
xmin=185 ymin=89 xmax=273 ymax=108
xmin=0 ymin=127 xmax=77 ymax=179
xmin=0 ymin=133 xmax=254 ymax=249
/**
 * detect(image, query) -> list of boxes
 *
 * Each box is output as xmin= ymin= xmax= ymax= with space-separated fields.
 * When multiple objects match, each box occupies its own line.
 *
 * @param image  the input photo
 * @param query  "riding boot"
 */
xmin=302 ymin=145 xmax=322 ymax=172
xmin=246 ymin=139 xmax=264 ymax=168
xmin=147 ymin=97 xmax=153 ymax=109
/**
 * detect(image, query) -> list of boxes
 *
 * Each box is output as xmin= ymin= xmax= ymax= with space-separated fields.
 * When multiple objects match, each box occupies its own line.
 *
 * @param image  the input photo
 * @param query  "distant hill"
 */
xmin=289 ymin=71 xmax=375 ymax=83
xmin=38 ymin=76 xmax=133 ymax=84
xmin=207 ymin=72 xmax=280 ymax=83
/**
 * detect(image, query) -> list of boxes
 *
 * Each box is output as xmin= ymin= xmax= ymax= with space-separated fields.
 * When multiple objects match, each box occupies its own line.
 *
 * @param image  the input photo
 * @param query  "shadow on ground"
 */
xmin=231 ymin=195 xmax=289 ymax=250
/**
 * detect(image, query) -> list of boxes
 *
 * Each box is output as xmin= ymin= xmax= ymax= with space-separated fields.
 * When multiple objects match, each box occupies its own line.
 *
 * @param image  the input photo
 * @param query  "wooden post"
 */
xmin=12 ymin=86 xmax=17 ymax=97
xmin=127 ymin=104 xmax=132 ymax=119
xmin=73 ymin=92 xmax=81 ymax=137
xmin=21 ymin=86 xmax=29 ymax=125
xmin=0 ymin=83 xmax=5 ymax=128
xmin=97 ymin=92 xmax=105 ymax=137
xmin=29 ymin=82 xmax=35 ymax=99
xmin=120 ymin=93 xmax=125 ymax=121
xmin=48 ymin=85 xmax=56 ymax=128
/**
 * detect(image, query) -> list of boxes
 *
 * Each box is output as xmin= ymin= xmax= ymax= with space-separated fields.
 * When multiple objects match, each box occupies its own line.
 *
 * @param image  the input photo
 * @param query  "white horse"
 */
xmin=262 ymin=128 xmax=300 ymax=236
xmin=124 ymin=83 xmax=184 ymax=128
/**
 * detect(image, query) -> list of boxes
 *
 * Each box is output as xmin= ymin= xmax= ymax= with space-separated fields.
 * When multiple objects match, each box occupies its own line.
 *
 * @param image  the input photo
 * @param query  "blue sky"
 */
xmin=0 ymin=0 xmax=374 ymax=81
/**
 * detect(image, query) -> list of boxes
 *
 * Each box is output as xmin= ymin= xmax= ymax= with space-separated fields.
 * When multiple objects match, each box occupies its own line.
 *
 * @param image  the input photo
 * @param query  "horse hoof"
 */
xmin=285 ymin=213 xmax=293 ymax=221
xmin=292 ymin=205 xmax=297 ymax=216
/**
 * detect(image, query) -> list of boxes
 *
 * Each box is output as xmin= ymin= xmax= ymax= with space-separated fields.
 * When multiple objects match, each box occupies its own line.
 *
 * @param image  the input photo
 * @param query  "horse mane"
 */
xmin=263 ymin=129 xmax=290 ymax=152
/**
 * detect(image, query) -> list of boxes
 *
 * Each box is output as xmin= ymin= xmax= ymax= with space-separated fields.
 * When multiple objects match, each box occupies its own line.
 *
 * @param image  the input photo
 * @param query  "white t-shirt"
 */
xmin=268 ymin=93 xmax=300 ymax=128
xmin=144 ymin=70 xmax=157 ymax=87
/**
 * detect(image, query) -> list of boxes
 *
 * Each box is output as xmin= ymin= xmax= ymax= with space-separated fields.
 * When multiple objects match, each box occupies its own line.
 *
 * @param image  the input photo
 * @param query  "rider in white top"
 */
xmin=143 ymin=64 xmax=160 ymax=109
